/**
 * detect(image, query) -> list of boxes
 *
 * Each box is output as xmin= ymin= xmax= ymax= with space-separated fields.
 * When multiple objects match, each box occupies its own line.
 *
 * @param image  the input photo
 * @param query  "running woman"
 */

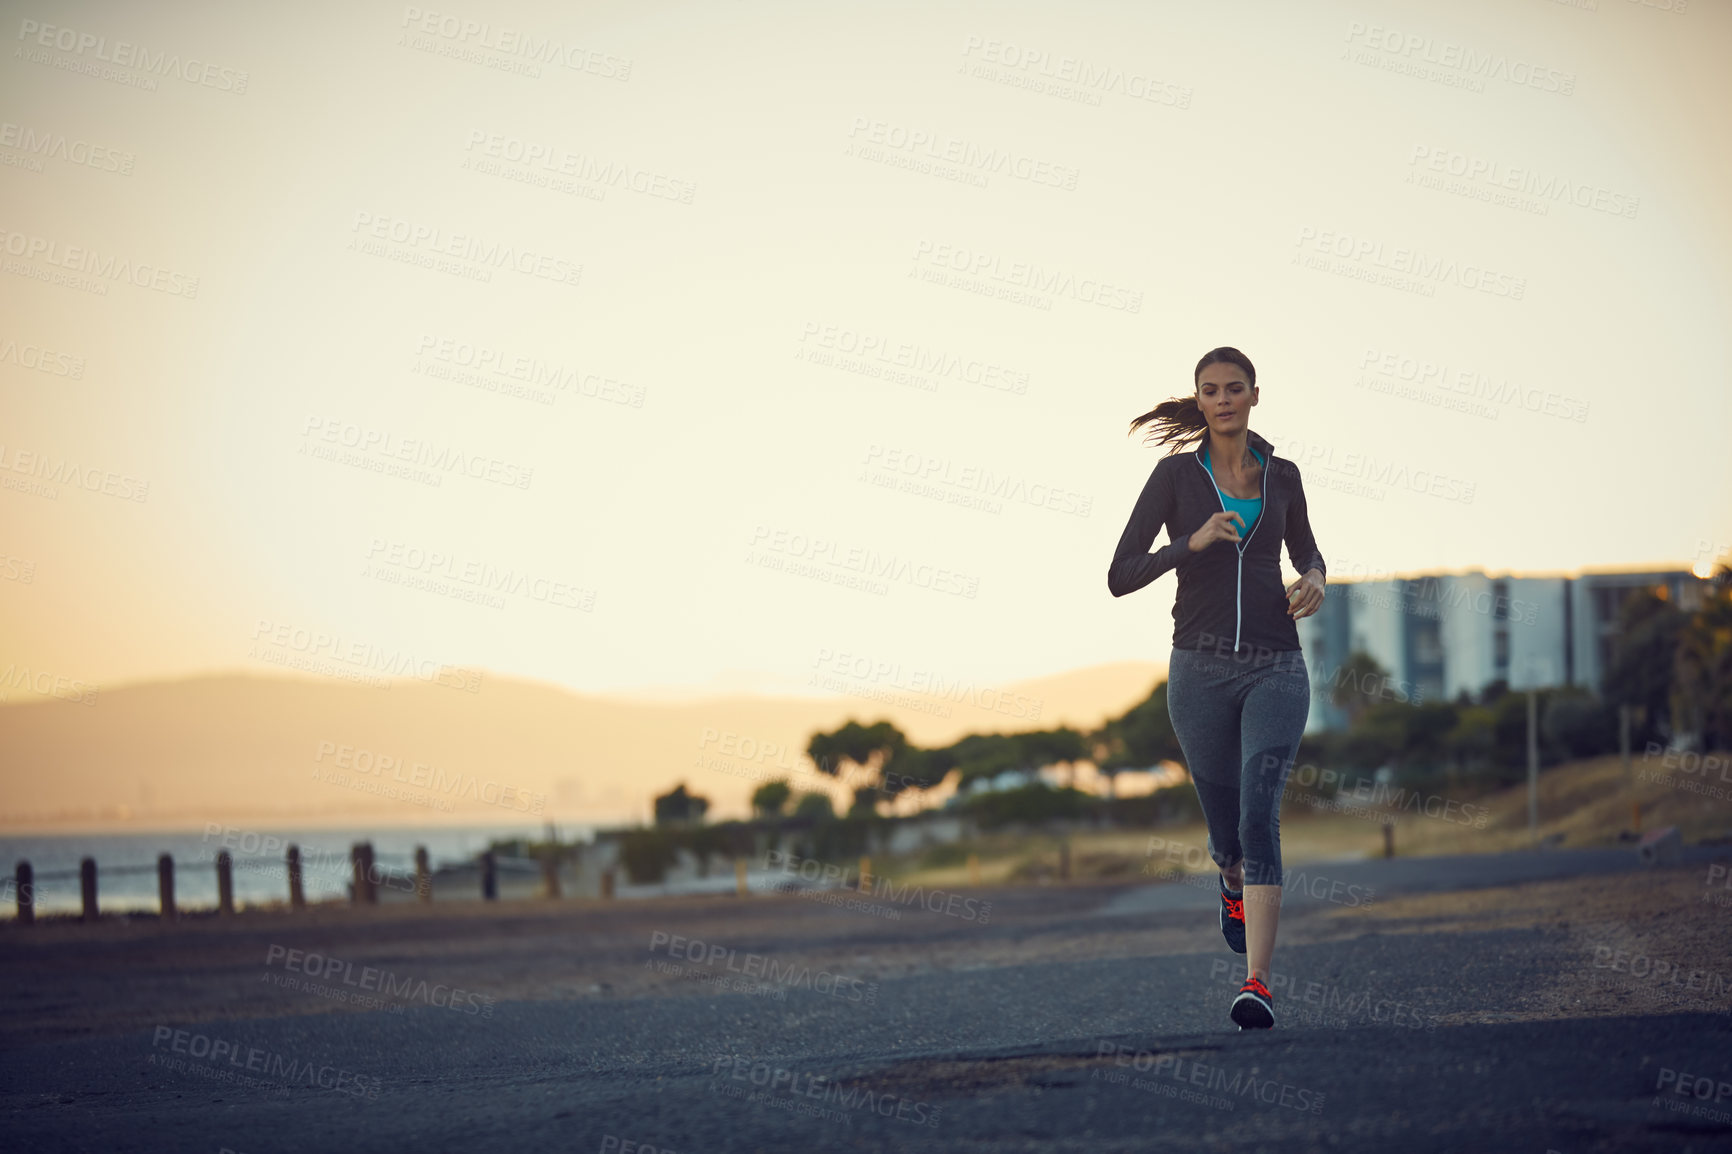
xmin=1107 ymin=346 xmax=1326 ymax=1030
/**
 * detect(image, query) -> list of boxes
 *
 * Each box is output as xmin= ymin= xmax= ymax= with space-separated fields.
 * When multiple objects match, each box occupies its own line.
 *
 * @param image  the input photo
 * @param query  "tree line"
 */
xmin=625 ymin=565 xmax=1730 ymax=877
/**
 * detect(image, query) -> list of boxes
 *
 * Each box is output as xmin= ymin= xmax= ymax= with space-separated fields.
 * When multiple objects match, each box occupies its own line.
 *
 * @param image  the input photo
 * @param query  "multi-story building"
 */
xmin=1296 ymin=566 xmax=1707 ymax=733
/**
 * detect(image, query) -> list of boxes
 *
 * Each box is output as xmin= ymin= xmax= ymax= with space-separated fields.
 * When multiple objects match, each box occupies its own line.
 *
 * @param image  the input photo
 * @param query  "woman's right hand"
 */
xmin=1188 ymin=510 xmax=1245 ymax=552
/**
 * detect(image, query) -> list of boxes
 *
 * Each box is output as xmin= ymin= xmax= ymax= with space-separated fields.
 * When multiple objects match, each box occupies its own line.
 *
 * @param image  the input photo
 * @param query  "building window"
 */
xmin=1494 ymin=629 xmax=1510 ymax=670
xmin=1413 ymin=621 xmax=1443 ymax=665
xmin=1492 ymin=580 xmax=1509 ymax=622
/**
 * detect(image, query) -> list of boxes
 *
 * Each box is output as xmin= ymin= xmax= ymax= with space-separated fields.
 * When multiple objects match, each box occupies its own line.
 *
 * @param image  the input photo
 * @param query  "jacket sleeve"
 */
xmin=1282 ymin=462 xmax=1327 ymax=581
xmin=1108 ymin=461 xmax=1195 ymax=597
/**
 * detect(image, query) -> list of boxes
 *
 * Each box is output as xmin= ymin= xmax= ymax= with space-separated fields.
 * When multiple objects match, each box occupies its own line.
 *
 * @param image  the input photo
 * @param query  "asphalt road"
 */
xmin=4 ymin=846 xmax=1730 ymax=1154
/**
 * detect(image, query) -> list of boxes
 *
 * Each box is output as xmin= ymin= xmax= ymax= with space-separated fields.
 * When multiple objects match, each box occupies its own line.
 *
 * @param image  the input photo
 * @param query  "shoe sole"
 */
xmin=1230 ymin=992 xmax=1274 ymax=1030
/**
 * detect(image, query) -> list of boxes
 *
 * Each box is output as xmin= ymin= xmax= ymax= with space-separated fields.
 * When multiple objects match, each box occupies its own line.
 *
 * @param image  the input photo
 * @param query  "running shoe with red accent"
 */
xmin=1231 ymin=975 xmax=1274 ymax=1030
xmin=1219 ymin=874 xmax=1246 ymax=955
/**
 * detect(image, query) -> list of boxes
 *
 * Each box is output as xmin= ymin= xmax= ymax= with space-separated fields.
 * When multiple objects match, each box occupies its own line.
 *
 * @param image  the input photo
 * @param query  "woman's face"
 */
xmin=1195 ymin=362 xmax=1257 ymax=436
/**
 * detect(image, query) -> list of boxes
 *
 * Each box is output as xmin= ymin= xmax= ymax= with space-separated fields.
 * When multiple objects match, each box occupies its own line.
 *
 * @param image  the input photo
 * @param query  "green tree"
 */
xmin=1019 ymin=727 xmax=1089 ymax=786
xmin=1444 ymin=705 xmax=1497 ymax=778
xmin=1088 ymin=681 xmax=1183 ymax=785
xmin=1673 ymin=565 xmax=1732 ymax=751
xmin=652 ymin=783 xmax=709 ymax=826
xmin=957 ymin=784 xmax=1093 ymax=830
xmin=750 ymin=778 xmax=793 ymax=818
xmin=791 ymin=791 xmax=835 ymax=821
xmin=879 ymin=742 xmax=954 ymax=799
xmin=1398 ymin=701 xmax=1461 ymax=773
xmin=807 ymin=720 xmax=913 ymax=811
xmin=1328 ymin=651 xmax=1402 ymax=724
xmin=619 ymin=829 xmax=679 ymax=883
xmin=1334 ymin=701 xmax=1408 ymax=773
xmin=944 ymin=732 xmax=1027 ymax=789
xmin=1542 ymin=688 xmax=1618 ymax=759
xmin=1488 ymin=687 xmax=1537 ymax=774
xmin=1603 ymin=586 xmax=1689 ymax=744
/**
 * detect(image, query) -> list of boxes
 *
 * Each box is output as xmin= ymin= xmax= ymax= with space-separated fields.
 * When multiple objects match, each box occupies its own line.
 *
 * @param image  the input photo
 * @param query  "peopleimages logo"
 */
xmin=1096 ymin=1040 xmax=1326 ymax=1111
xmin=15 ymin=19 xmax=250 ymax=92
xmin=765 ymin=849 xmax=992 ymax=924
xmin=710 ymin=1057 xmax=942 ymax=1127
xmin=313 ymin=741 xmax=546 ymax=813
xmin=365 ymin=538 xmax=594 ymax=611
xmin=0 ymin=663 xmax=98 ymax=705
xmin=398 ymin=7 xmax=632 ymax=79
xmin=1294 ymin=227 xmax=1523 ymax=302
xmin=249 ymin=618 xmax=483 ymax=693
xmin=0 ymin=120 xmax=135 ymax=174
xmin=811 ymin=646 xmax=1043 ymax=721
xmin=1653 ymin=1065 xmax=1732 ymax=1126
xmin=463 ymin=130 xmax=691 ymax=202
xmin=1407 ymin=146 xmax=1637 ymax=220
xmin=264 ymin=945 xmax=496 ymax=1017
xmin=0 ymin=334 xmax=86 ymax=377
xmin=1357 ymin=347 xmax=1589 ymax=425
xmin=0 ymin=227 xmax=199 ymax=297
xmin=349 ymin=211 xmax=582 ymax=287
xmin=746 ymin=524 xmax=980 ymax=599
xmin=415 ymin=334 xmax=646 ymax=407
xmin=649 ymin=932 xmax=879 ymax=1003
xmin=1281 ymin=761 xmax=1491 ymax=829
xmin=0 ymin=444 xmax=150 ymax=502
xmin=301 ymin=416 xmax=534 ymax=490
xmin=862 ymin=443 xmax=1091 ymax=518
xmin=958 ymin=34 xmax=1193 ymax=109
xmin=1277 ymin=434 xmax=1476 ymax=505
xmin=150 ymin=1026 xmax=380 ymax=1098
xmin=846 ymin=116 xmax=1080 ymax=189
xmin=911 ymin=239 xmax=1142 ymax=312
xmin=797 ymin=320 xmax=1031 ymax=395
xmin=1343 ymin=21 xmax=1575 ymax=94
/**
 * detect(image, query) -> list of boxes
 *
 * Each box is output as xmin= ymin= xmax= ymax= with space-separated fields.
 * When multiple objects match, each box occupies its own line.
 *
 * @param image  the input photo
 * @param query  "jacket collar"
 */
xmin=1193 ymin=428 xmax=1276 ymax=465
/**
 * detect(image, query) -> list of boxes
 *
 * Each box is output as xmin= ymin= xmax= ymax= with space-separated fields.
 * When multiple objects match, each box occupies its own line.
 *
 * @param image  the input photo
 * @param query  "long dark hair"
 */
xmin=1127 ymin=346 xmax=1257 ymax=454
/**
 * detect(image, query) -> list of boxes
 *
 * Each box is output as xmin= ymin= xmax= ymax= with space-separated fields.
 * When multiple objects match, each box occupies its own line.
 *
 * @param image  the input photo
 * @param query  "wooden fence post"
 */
xmin=414 ymin=846 xmax=432 ymax=903
xmin=287 ymin=845 xmax=305 ymax=911
xmin=158 ymin=853 xmax=176 ymax=921
xmin=216 ymin=850 xmax=235 ymax=915
xmin=350 ymin=843 xmax=365 ymax=905
xmin=15 ymin=861 xmax=32 ymax=926
xmin=80 ymin=857 xmax=98 ymax=922
xmin=360 ymin=843 xmax=378 ymax=904
xmin=480 ymin=851 xmax=498 ymax=901
xmin=541 ymin=851 xmax=562 ymax=899
xmin=351 ymin=842 xmax=378 ymax=905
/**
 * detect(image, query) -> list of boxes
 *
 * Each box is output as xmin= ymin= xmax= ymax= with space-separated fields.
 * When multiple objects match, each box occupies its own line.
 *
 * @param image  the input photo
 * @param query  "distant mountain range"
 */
xmin=0 ymin=661 xmax=1163 ymax=831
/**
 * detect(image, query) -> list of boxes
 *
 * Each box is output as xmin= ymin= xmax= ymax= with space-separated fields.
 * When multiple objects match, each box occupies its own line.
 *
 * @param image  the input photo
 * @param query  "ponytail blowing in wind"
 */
xmin=1128 ymin=346 xmax=1258 ymax=454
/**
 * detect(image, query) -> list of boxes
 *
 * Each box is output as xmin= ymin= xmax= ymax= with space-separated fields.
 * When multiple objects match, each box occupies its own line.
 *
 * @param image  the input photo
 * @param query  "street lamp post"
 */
xmin=1527 ymin=689 xmax=1539 ymax=846
xmin=1523 ymin=654 xmax=1553 ymax=848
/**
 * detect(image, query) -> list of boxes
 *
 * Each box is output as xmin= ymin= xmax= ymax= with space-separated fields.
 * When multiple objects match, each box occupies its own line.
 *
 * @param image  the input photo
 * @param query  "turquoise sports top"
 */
xmin=1202 ymin=445 xmax=1264 ymax=538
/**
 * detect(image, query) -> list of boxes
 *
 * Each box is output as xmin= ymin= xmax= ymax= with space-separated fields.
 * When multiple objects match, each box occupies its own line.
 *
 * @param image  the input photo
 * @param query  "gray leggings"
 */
xmin=1165 ymin=644 xmax=1311 ymax=887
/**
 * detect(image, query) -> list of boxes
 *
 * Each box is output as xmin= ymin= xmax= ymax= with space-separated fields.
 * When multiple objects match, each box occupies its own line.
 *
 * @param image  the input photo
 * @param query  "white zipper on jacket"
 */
xmin=1195 ymin=442 xmax=1269 ymax=652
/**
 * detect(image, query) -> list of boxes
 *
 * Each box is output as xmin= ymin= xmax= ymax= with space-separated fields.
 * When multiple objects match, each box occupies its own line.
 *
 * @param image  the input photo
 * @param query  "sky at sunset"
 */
xmin=4 ymin=0 xmax=1729 ymax=714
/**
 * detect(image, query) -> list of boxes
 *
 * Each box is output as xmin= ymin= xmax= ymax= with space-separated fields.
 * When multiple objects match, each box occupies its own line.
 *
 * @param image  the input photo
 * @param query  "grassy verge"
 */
xmin=866 ymin=751 xmax=1732 ymax=889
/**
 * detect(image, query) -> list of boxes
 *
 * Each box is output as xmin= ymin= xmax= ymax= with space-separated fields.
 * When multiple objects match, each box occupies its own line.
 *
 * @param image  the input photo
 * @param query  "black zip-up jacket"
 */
xmin=1108 ymin=428 xmax=1327 ymax=654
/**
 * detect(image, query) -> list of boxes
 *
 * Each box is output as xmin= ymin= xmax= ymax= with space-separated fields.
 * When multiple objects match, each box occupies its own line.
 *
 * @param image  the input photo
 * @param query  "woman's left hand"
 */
xmin=1285 ymin=568 xmax=1325 ymax=619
